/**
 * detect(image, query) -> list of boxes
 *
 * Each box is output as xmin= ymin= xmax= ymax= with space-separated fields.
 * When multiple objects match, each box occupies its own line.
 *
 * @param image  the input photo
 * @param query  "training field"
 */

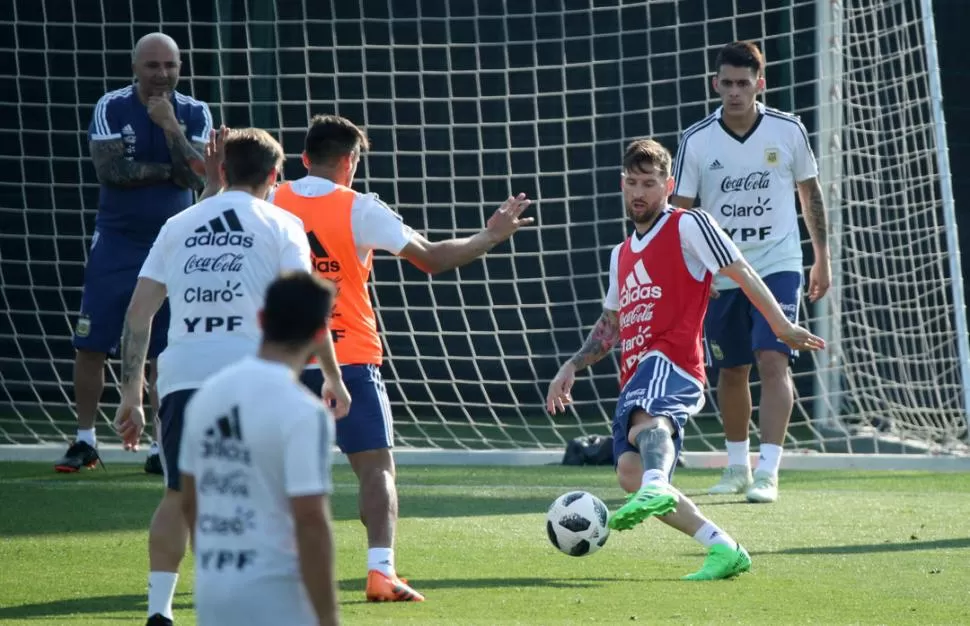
xmin=0 ymin=462 xmax=968 ymax=625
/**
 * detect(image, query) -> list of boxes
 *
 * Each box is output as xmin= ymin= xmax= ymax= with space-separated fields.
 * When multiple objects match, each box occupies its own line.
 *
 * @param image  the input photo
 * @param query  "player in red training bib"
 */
xmin=546 ymin=139 xmax=824 ymax=580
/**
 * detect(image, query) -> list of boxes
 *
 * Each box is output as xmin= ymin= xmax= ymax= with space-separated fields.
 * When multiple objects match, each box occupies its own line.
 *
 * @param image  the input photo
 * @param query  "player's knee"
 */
xmin=74 ymin=348 xmax=107 ymax=368
xmin=717 ymin=365 xmax=751 ymax=388
xmin=615 ymin=453 xmax=642 ymax=493
xmin=627 ymin=411 xmax=673 ymax=444
xmin=754 ymin=351 xmax=791 ymax=385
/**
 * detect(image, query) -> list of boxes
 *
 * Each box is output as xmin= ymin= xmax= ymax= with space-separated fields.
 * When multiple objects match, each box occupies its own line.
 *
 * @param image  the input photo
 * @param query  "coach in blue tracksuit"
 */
xmin=55 ymin=32 xmax=213 ymax=474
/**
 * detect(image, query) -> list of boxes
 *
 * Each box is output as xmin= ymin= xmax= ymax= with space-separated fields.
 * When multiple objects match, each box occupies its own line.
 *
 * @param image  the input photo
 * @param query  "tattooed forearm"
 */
xmin=569 ymin=310 xmax=620 ymax=371
xmin=89 ymin=140 xmax=172 ymax=187
xmin=120 ymin=319 xmax=150 ymax=396
xmin=165 ymin=131 xmax=206 ymax=191
xmin=799 ymin=178 xmax=828 ymax=251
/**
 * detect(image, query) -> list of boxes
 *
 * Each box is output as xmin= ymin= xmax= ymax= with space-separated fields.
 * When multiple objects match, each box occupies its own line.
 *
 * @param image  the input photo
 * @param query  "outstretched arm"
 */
xmin=546 ymin=310 xmax=620 ymax=413
xmin=399 ymin=193 xmax=534 ymax=274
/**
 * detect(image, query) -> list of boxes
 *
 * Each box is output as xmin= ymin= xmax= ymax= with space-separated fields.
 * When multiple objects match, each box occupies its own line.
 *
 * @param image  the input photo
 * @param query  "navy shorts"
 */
xmin=704 ymin=270 xmax=801 ymax=369
xmin=612 ymin=353 xmax=705 ymax=479
xmin=72 ymin=230 xmax=170 ymax=358
xmin=157 ymin=389 xmax=197 ymax=491
xmin=301 ymin=364 xmax=393 ymax=454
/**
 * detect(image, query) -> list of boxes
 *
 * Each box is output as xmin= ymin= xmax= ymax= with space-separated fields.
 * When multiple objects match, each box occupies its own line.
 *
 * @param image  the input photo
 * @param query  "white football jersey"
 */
xmin=673 ymin=102 xmax=818 ymax=290
xmin=179 ymin=356 xmax=334 ymax=626
xmin=139 ymin=190 xmax=312 ymax=398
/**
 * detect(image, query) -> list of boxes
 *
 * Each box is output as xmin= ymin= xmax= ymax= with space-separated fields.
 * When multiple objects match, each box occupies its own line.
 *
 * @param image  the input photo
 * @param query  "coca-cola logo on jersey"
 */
xmin=619 ymin=302 xmax=655 ymax=328
xmin=184 ymin=253 xmax=244 ymax=274
xmin=720 ymin=171 xmax=771 ymax=193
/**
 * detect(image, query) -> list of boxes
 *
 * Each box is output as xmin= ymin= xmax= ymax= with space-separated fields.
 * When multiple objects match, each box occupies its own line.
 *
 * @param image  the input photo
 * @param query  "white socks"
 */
xmin=147 ymin=572 xmax=178 ymax=619
xmin=756 ymin=443 xmax=783 ymax=476
xmin=641 ymin=469 xmax=668 ymax=488
xmin=368 ymin=547 xmax=395 ymax=577
xmin=693 ymin=521 xmax=737 ymax=551
xmin=725 ymin=439 xmax=749 ymax=467
xmin=76 ymin=428 xmax=96 ymax=446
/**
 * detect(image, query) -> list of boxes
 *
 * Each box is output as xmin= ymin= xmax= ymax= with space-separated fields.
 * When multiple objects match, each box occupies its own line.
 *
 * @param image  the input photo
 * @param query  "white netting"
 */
xmin=1 ymin=0 xmax=967 ymax=455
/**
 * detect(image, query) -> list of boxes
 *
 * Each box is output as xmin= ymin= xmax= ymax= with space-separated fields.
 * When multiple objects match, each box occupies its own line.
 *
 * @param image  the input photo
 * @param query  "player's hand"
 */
xmin=808 ymin=258 xmax=831 ymax=302
xmin=321 ymin=377 xmax=352 ymax=420
xmin=113 ymin=400 xmax=146 ymax=451
xmin=146 ymin=95 xmax=179 ymax=132
xmin=203 ymin=126 xmax=229 ymax=186
xmin=546 ymin=362 xmax=577 ymax=414
xmin=775 ymin=323 xmax=826 ymax=352
xmin=708 ymin=284 xmax=720 ymax=300
xmin=485 ymin=193 xmax=534 ymax=243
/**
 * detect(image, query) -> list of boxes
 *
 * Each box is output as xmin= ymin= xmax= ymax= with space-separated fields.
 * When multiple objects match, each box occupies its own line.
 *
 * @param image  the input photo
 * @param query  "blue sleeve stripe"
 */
xmin=673 ymin=114 xmax=716 ymax=192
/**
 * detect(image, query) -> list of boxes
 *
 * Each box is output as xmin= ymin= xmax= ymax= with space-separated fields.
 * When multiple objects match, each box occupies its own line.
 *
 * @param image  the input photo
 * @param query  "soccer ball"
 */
xmin=545 ymin=491 xmax=610 ymax=557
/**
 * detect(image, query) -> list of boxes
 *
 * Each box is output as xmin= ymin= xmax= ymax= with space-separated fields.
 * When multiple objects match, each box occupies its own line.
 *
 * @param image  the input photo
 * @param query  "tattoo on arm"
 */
xmin=569 ymin=310 xmax=620 ymax=371
xmin=800 ymin=178 xmax=828 ymax=249
xmin=165 ymin=131 xmax=206 ymax=191
xmin=120 ymin=318 xmax=150 ymax=392
xmin=89 ymin=140 xmax=172 ymax=188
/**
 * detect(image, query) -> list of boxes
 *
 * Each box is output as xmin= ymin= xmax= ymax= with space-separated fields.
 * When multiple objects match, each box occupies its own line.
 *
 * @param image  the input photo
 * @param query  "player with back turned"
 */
xmin=57 ymin=32 xmax=213 ymax=475
xmin=670 ymin=41 xmax=831 ymax=503
xmin=271 ymin=114 xmax=534 ymax=602
xmin=546 ymin=139 xmax=824 ymax=580
xmin=112 ymin=128 xmax=349 ymax=626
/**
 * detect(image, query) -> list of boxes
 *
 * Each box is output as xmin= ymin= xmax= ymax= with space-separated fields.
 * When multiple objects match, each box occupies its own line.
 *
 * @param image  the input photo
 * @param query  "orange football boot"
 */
xmin=365 ymin=570 xmax=425 ymax=602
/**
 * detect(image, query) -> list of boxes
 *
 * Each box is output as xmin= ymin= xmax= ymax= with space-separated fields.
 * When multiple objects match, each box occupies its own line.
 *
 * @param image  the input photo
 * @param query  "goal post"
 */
xmin=1 ymin=0 xmax=968 ymax=469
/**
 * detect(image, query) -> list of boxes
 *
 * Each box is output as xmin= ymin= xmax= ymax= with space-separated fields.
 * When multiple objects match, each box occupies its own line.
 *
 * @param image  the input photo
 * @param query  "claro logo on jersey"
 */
xmin=185 ymin=209 xmax=255 ymax=248
xmin=619 ymin=259 xmax=662 ymax=308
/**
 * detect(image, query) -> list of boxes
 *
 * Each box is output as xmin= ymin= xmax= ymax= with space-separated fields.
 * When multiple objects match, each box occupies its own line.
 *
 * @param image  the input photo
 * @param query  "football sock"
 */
xmin=693 ymin=521 xmax=737 ymax=550
xmin=147 ymin=571 xmax=178 ymax=619
xmin=634 ymin=426 xmax=676 ymax=477
xmin=725 ymin=439 xmax=750 ymax=467
xmin=76 ymin=428 xmax=96 ymax=446
xmin=756 ymin=443 xmax=783 ymax=476
xmin=368 ymin=547 xmax=395 ymax=577
xmin=641 ymin=469 xmax=668 ymax=488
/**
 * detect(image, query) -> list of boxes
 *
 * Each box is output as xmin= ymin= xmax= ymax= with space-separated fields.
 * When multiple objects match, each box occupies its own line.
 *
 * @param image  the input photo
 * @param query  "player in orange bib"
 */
xmin=272 ymin=114 xmax=533 ymax=602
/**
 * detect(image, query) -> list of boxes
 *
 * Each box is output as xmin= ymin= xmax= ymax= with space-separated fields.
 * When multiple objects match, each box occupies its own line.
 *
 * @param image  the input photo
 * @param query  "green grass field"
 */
xmin=1 ymin=462 xmax=968 ymax=625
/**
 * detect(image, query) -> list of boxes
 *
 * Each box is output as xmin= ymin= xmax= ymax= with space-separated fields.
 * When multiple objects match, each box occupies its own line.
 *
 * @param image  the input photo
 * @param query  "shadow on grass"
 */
xmin=338 ymin=575 xmax=665 ymax=593
xmin=0 ymin=592 xmax=192 ymax=620
xmin=754 ymin=537 xmax=970 ymax=555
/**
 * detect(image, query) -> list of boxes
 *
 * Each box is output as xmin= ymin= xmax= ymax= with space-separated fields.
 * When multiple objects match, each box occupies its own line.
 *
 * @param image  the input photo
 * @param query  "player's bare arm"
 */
xmin=114 ymin=277 xmax=167 ymax=449
xmin=292 ymin=494 xmax=340 ymax=626
xmin=400 ymin=193 xmax=533 ymax=274
xmin=719 ymin=258 xmax=825 ymax=351
xmin=313 ymin=330 xmax=351 ymax=419
xmin=796 ymin=176 xmax=832 ymax=302
xmin=147 ymin=96 xmax=206 ymax=191
xmin=198 ymin=126 xmax=228 ymax=201
xmin=546 ymin=309 xmax=619 ymax=413
xmin=89 ymin=139 xmax=172 ymax=187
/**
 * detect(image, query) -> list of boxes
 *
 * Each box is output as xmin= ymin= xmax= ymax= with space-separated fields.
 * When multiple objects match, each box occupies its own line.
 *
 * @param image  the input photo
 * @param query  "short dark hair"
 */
xmin=304 ymin=114 xmax=370 ymax=165
xmin=261 ymin=271 xmax=335 ymax=348
xmin=715 ymin=41 xmax=765 ymax=76
xmin=623 ymin=139 xmax=672 ymax=176
xmin=223 ymin=128 xmax=285 ymax=188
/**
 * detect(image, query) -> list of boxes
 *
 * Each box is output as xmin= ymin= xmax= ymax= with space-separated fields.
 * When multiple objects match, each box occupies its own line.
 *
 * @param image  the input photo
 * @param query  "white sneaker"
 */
xmin=708 ymin=464 xmax=753 ymax=495
xmin=745 ymin=470 xmax=779 ymax=503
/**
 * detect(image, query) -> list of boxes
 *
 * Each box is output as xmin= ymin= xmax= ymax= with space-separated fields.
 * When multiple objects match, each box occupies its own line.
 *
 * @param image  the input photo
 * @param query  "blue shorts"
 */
xmin=704 ymin=270 xmax=801 ymax=369
xmin=157 ymin=388 xmax=196 ymax=491
xmin=300 ymin=364 xmax=393 ymax=454
xmin=612 ymin=353 xmax=705 ymax=477
xmin=72 ymin=230 xmax=170 ymax=358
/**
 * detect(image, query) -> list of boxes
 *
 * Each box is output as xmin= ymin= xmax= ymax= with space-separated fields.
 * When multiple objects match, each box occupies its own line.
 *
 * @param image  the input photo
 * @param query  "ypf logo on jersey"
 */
xmin=619 ymin=259 xmax=662 ymax=308
xmin=185 ymin=209 xmax=255 ymax=248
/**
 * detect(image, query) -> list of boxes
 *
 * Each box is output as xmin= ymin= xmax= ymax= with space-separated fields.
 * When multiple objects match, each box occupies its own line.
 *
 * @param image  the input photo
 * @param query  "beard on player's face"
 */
xmin=622 ymin=170 xmax=669 ymax=224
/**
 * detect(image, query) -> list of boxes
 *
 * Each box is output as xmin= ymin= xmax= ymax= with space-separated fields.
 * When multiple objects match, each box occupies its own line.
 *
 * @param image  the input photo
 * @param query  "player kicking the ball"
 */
xmin=546 ymin=139 xmax=824 ymax=580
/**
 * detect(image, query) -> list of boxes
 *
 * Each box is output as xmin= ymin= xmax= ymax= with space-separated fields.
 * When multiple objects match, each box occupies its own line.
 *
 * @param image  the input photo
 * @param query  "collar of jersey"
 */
xmin=715 ymin=101 xmax=765 ymax=119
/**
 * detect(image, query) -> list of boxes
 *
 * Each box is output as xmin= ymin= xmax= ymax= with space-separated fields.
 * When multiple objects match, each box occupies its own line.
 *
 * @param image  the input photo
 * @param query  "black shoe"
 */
xmin=146 ymin=614 xmax=173 ymax=626
xmin=144 ymin=451 xmax=164 ymax=476
xmin=54 ymin=441 xmax=101 ymax=473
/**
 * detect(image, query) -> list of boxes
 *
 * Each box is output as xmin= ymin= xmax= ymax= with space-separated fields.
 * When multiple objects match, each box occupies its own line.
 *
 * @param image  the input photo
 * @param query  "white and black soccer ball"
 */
xmin=545 ymin=491 xmax=610 ymax=557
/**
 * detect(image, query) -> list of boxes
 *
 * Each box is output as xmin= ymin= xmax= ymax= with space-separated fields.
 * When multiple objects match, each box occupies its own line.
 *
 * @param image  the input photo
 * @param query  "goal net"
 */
xmin=2 ymin=0 xmax=968 ymax=464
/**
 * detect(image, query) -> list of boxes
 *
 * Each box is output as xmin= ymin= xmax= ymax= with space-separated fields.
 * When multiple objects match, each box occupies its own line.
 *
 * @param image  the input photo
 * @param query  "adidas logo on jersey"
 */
xmin=619 ymin=259 xmax=662 ymax=307
xmin=306 ymin=231 xmax=341 ymax=272
xmin=201 ymin=406 xmax=251 ymax=465
xmin=186 ymin=209 xmax=254 ymax=248
xmin=709 ymin=160 xmax=724 ymax=170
